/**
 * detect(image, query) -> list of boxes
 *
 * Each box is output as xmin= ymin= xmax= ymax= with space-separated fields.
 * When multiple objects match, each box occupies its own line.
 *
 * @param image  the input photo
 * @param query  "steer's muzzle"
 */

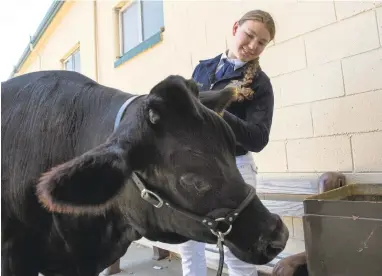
xmin=226 ymin=212 xmax=289 ymax=265
xmin=255 ymin=214 xmax=289 ymax=264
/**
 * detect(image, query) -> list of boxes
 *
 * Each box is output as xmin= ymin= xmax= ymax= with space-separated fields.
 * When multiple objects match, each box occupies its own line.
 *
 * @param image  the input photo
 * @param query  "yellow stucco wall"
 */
xmin=20 ymin=1 xmax=97 ymax=80
xmin=95 ymin=0 xmax=195 ymax=93
xmin=93 ymin=0 xmax=259 ymax=93
xmin=18 ymin=1 xmax=275 ymax=93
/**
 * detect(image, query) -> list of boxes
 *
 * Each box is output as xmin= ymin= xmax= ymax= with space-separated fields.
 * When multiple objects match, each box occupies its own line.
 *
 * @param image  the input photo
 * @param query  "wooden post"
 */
xmin=152 ymin=246 xmax=170 ymax=260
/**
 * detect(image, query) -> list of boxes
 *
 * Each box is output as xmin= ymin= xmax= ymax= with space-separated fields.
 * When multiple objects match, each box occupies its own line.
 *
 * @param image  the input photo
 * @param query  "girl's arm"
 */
xmin=222 ymin=75 xmax=274 ymax=152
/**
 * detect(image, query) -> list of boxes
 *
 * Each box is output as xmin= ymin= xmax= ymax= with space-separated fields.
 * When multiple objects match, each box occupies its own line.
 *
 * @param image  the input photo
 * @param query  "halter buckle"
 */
xmin=140 ymin=189 xmax=164 ymax=208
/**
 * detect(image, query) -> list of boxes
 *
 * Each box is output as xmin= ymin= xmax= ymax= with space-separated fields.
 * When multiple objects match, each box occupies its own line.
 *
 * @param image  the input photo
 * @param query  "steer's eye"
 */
xmin=180 ymin=173 xmax=212 ymax=195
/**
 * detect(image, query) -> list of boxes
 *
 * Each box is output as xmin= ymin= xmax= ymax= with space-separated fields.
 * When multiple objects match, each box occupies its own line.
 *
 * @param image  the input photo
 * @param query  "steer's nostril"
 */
xmin=270 ymin=240 xmax=287 ymax=251
xmin=266 ymin=217 xmax=289 ymax=255
xmin=266 ymin=244 xmax=282 ymax=256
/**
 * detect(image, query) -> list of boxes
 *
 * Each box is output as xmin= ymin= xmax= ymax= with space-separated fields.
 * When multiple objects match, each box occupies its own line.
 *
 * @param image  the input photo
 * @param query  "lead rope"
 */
xmin=216 ymin=232 xmax=225 ymax=276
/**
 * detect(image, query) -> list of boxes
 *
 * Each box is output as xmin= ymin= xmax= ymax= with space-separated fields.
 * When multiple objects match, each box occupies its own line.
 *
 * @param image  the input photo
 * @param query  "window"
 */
xmin=119 ymin=0 xmax=164 ymax=55
xmin=64 ymin=49 xmax=81 ymax=72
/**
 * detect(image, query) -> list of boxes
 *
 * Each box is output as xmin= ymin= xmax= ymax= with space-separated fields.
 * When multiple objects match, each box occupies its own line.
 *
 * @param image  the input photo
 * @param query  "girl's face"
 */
xmin=230 ymin=20 xmax=271 ymax=62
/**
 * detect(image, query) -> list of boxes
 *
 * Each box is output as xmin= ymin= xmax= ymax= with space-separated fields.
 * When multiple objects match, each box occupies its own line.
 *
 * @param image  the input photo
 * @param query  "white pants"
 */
xmin=178 ymin=153 xmax=258 ymax=276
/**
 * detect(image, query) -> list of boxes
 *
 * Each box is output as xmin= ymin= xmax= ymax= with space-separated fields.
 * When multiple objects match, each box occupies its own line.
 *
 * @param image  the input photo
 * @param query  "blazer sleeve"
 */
xmin=191 ymin=63 xmax=201 ymax=80
xmin=222 ymin=76 xmax=274 ymax=153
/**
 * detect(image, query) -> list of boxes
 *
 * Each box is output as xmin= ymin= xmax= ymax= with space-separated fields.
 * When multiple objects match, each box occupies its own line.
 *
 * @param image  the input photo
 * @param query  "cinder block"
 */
xmin=186 ymin=5 xmax=209 ymax=67
xmin=312 ymin=90 xmax=382 ymax=136
xmin=287 ymin=136 xmax=352 ymax=172
xmin=207 ymin=0 xmax=244 ymax=41
xmin=205 ymin=17 xmax=232 ymax=59
xmin=189 ymin=1 xmax=243 ymax=62
xmin=305 ymin=11 xmax=380 ymax=65
xmin=278 ymin=61 xmax=344 ymax=106
xmin=270 ymin=104 xmax=313 ymax=140
xmin=274 ymin=1 xmax=336 ymax=42
xmin=334 ymin=1 xmax=377 ymax=20
xmin=377 ymin=7 xmax=382 ymax=46
xmin=293 ymin=217 xmax=305 ymax=241
xmin=282 ymin=216 xmax=295 ymax=237
xmin=270 ymin=77 xmax=283 ymax=109
xmin=352 ymin=132 xmax=382 ymax=172
xmin=283 ymin=238 xmax=306 ymax=255
xmin=253 ymin=142 xmax=288 ymax=173
xmin=261 ymin=37 xmax=306 ymax=77
xmin=342 ymin=48 xmax=382 ymax=95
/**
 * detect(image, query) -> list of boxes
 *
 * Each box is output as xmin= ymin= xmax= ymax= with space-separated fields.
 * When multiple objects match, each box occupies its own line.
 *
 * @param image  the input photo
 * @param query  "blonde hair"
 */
xmin=233 ymin=10 xmax=276 ymax=102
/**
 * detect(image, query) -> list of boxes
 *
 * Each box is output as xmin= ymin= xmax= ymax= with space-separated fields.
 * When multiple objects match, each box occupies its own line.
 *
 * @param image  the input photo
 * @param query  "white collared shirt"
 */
xmin=215 ymin=51 xmax=248 ymax=74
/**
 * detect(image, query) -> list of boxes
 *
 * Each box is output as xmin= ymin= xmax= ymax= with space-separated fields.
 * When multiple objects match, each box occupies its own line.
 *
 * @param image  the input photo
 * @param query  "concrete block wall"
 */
xmin=161 ymin=0 xmax=382 ymax=182
xmin=251 ymin=1 xmax=382 ymax=182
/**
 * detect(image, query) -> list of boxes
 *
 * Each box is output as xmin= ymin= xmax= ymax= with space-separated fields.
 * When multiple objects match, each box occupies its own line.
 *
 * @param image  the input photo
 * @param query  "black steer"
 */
xmin=1 ymin=70 xmax=288 ymax=276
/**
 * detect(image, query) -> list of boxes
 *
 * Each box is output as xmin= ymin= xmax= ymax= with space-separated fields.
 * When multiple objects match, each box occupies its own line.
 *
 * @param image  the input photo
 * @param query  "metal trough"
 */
xmin=303 ymin=184 xmax=382 ymax=276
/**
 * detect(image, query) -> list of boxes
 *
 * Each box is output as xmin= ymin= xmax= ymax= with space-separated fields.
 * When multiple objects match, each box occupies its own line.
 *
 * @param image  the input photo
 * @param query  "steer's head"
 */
xmin=36 ymin=75 xmax=288 ymax=265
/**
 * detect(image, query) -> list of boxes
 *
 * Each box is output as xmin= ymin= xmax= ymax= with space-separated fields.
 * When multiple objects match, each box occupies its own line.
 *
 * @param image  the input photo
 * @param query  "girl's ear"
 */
xmin=233 ymin=21 xmax=239 ymax=36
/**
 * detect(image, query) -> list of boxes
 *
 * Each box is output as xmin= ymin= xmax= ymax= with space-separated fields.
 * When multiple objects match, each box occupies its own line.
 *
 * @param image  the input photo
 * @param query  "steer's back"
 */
xmin=1 ymin=70 xmax=124 ymax=224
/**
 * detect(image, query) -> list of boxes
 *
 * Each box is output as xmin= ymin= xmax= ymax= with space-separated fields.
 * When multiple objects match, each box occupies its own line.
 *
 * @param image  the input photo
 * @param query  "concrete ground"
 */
xmin=101 ymin=242 xmax=226 ymax=276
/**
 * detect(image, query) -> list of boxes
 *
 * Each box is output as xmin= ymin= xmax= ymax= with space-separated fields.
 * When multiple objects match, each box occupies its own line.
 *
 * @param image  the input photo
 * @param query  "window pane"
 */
xmin=73 ymin=50 xmax=81 ymax=73
xmin=141 ymin=0 xmax=164 ymax=40
xmin=122 ymin=1 xmax=141 ymax=53
xmin=64 ymin=57 xmax=73 ymax=71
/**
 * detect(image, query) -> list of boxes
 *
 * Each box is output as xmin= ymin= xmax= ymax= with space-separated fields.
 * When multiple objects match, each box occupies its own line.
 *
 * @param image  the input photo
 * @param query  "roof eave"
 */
xmin=9 ymin=0 xmax=65 ymax=79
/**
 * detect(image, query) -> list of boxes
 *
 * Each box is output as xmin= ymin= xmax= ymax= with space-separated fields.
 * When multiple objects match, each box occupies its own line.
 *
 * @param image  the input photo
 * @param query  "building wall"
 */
xmin=253 ymin=1 xmax=382 ymax=183
xmin=17 ymin=0 xmax=382 ymax=183
xmin=20 ymin=1 xmax=97 ymax=80
xmin=94 ymin=0 xmax=199 ymax=93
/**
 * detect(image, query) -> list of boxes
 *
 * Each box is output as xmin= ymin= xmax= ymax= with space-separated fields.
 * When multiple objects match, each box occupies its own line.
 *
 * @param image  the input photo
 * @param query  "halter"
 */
xmin=113 ymin=95 xmax=142 ymax=130
xmin=132 ymin=172 xmax=257 ymax=276
xmin=114 ymin=95 xmax=257 ymax=276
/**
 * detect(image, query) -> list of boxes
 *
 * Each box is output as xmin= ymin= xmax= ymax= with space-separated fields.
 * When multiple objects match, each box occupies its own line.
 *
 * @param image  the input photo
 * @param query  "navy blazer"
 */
xmin=192 ymin=54 xmax=274 ymax=155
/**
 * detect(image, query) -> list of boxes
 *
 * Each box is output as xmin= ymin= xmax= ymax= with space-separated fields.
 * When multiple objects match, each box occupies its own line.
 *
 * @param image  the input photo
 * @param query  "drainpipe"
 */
xmin=93 ymin=0 xmax=99 ymax=82
xmin=29 ymin=35 xmax=42 ymax=70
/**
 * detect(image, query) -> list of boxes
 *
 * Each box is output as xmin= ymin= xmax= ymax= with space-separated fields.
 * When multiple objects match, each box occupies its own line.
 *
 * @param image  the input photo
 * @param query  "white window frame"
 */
xmin=119 ymin=0 xmax=143 ymax=56
xmin=63 ymin=49 xmax=80 ymax=72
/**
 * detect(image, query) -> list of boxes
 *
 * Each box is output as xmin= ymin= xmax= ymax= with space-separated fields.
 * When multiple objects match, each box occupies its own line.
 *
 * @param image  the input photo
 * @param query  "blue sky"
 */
xmin=0 ymin=0 xmax=52 ymax=82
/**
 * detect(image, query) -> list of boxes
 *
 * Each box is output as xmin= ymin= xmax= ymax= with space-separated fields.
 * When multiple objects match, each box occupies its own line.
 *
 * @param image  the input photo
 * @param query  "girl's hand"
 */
xmin=272 ymin=252 xmax=307 ymax=276
xmin=272 ymin=258 xmax=298 ymax=276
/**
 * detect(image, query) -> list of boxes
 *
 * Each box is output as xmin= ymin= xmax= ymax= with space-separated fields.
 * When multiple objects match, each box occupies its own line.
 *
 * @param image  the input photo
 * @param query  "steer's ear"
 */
xmin=147 ymin=75 xmax=201 ymax=120
xmin=36 ymin=143 xmax=130 ymax=215
xmin=199 ymin=87 xmax=236 ymax=114
xmin=185 ymin=79 xmax=199 ymax=97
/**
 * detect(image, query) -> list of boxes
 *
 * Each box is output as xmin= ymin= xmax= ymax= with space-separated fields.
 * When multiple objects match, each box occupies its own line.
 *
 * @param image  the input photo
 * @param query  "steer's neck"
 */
xmin=73 ymin=89 xmax=143 ymax=155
